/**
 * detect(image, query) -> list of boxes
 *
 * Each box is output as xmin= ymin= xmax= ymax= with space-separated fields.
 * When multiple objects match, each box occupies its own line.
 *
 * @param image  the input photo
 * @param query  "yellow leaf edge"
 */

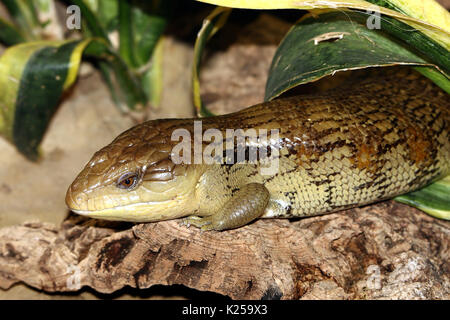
xmin=195 ymin=0 xmax=450 ymax=50
xmin=0 ymin=41 xmax=63 ymax=141
xmin=192 ymin=6 xmax=232 ymax=117
xmin=0 ymin=39 xmax=98 ymax=142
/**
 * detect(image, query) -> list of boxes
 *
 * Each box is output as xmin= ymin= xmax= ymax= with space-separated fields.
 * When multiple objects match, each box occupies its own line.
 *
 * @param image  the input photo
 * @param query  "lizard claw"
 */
xmin=181 ymin=215 xmax=213 ymax=230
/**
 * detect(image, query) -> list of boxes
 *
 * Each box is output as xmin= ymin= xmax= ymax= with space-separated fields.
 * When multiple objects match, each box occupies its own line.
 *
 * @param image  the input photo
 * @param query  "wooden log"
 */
xmin=0 ymin=201 xmax=448 ymax=299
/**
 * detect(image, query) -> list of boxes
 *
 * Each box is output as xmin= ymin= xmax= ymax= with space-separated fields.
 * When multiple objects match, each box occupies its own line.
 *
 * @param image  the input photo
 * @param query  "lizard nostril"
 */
xmin=65 ymin=184 xmax=88 ymax=211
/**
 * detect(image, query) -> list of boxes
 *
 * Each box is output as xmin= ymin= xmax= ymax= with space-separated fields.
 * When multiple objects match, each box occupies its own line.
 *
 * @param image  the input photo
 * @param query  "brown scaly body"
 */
xmin=66 ymin=69 xmax=449 ymax=230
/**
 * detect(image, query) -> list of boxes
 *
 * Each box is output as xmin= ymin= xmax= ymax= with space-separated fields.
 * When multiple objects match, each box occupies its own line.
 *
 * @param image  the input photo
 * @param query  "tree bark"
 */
xmin=0 ymin=201 xmax=448 ymax=299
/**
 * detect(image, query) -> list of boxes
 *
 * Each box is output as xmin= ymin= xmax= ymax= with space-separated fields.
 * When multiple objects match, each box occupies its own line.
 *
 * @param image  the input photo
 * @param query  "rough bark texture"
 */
xmin=0 ymin=201 xmax=448 ymax=299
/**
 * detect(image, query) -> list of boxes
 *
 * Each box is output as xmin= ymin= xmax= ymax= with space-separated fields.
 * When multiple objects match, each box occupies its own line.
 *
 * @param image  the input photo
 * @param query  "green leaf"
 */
xmin=192 ymin=7 xmax=232 ymax=117
xmin=62 ymin=0 xmax=147 ymax=111
xmin=195 ymin=0 xmax=450 ymax=51
xmin=395 ymin=176 xmax=450 ymax=220
xmin=132 ymin=0 xmax=171 ymax=67
xmin=97 ymin=0 xmax=119 ymax=32
xmin=0 ymin=40 xmax=92 ymax=160
xmin=117 ymin=0 xmax=171 ymax=68
xmin=0 ymin=18 xmax=27 ymax=45
xmin=35 ymin=0 xmax=52 ymax=12
xmin=67 ymin=0 xmax=111 ymax=42
xmin=1 ymin=0 xmax=41 ymax=40
xmin=360 ymin=2 xmax=449 ymax=77
xmin=118 ymin=0 xmax=136 ymax=67
xmin=265 ymin=10 xmax=449 ymax=100
xmin=113 ymin=0 xmax=171 ymax=109
xmin=0 ymin=42 xmax=44 ymax=143
xmin=141 ymin=36 xmax=164 ymax=108
xmin=0 ymin=38 xmax=145 ymax=160
xmin=84 ymin=40 xmax=147 ymax=112
xmin=414 ymin=66 xmax=450 ymax=94
xmin=12 ymin=42 xmax=81 ymax=160
xmin=364 ymin=0 xmax=450 ymax=40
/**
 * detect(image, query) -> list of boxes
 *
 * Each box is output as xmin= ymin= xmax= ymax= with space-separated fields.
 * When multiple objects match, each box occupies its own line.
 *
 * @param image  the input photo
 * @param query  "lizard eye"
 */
xmin=117 ymin=172 xmax=139 ymax=190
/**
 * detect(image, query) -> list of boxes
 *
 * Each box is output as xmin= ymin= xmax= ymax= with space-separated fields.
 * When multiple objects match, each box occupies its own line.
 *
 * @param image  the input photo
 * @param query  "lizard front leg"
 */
xmin=182 ymin=183 xmax=270 ymax=231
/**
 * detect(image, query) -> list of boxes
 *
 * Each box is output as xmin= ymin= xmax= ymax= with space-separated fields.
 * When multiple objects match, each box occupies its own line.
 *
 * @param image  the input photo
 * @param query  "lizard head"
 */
xmin=65 ymin=121 xmax=202 ymax=222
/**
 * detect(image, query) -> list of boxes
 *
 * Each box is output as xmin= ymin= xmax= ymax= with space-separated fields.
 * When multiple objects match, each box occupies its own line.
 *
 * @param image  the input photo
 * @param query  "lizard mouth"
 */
xmin=69 ymin=200 xmax=186 ymax=222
